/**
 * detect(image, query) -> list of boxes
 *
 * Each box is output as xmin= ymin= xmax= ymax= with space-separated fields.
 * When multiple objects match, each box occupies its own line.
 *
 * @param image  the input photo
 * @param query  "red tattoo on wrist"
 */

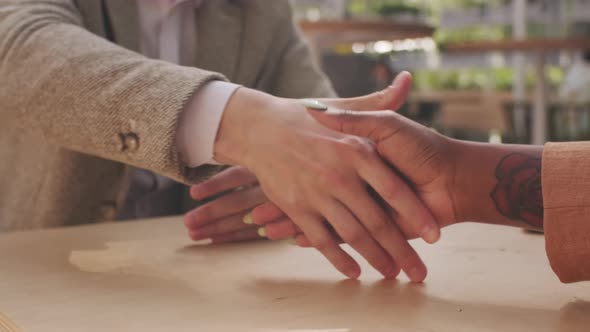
xmin=490 ymin=153 xmax=543 ymax=229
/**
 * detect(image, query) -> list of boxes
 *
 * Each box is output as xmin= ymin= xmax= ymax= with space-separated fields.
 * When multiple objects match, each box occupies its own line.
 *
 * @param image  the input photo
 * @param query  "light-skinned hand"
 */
xmin=184 ymin=166 xmax=264 ymax=243
xmin=211 ymin=72 xmax=439 ymax=282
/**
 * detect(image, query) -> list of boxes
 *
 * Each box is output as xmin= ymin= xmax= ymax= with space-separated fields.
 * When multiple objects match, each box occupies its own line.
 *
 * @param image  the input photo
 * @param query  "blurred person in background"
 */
xmin=561 ymin=51 xmax=590 ymax=104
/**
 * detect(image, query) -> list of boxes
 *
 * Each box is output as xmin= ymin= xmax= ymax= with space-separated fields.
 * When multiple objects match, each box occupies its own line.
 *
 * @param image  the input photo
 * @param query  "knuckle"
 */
xmin=377 ymin=111 xmax=399 ymax=128
xmin=380 ymin=182 xmax=400 ymax=202
xmin=319 ymin=170 xmax=351 ymax=189
xmin=339 ymin=136 xmax=363 ymax=149
xmin=291 ymin=196 xmax=307 ymax=211
xmin=374 ymin=89 xmax=387 ymax=103
xmin=312 ymin=238 xmax=333 ymax=252
xmin=281 ymin=192 xmax=308 ymax=212
xmin=365 ymin=220 xmax=388 ymax=236
xmin=342 ymin=229 xmax=365 ymax=247
xmin=340 ymin=136 xmax=376 ymax=158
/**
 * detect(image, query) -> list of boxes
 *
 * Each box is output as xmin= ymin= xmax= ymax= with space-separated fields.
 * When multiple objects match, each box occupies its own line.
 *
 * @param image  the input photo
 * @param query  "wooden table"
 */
xmin=0 ymin=218 xmax=588 ymax=332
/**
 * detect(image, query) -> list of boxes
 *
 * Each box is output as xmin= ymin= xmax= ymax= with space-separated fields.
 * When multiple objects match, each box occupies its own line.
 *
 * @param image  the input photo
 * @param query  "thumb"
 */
xmin=322 ymin=71 xmax=413 ymax=111
xmin=307 ymin=108 xmax=400 ymax=141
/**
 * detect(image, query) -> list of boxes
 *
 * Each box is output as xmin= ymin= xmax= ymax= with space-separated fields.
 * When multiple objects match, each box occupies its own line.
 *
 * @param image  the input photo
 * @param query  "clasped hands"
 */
xmin=184 ymin=72 xmax=461 ymax=282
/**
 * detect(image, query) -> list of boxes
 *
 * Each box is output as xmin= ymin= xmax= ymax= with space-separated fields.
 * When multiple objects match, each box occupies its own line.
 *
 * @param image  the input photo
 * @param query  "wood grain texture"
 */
xmin=0 ymin=217 xmax=588 ymax=332
xmin=0 ymin=311 xmax=21 ymax=332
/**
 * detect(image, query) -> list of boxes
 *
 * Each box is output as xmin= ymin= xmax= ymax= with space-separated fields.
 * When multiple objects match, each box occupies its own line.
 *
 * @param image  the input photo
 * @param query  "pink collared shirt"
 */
xmin=137 ymin=0 xmax=239 ymax=167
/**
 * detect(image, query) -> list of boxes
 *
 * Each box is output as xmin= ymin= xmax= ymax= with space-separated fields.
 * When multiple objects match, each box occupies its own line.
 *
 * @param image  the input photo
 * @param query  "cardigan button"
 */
xmin=120 ymin=133 xmax=140 ymax=152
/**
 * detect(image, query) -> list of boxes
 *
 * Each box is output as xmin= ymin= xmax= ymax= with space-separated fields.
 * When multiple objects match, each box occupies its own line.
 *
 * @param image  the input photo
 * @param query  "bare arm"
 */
xmin=453 ymin=142 xmax=544 ymax=231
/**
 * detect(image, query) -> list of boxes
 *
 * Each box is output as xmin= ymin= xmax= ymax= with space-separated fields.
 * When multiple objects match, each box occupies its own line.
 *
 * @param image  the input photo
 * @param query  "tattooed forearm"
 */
xmin=490 ymin=153 xmax=543 ymax=230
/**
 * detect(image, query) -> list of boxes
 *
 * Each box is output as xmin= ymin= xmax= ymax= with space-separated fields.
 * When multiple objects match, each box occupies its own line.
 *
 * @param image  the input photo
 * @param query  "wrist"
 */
xmin=213 ymin=87 xmax=279 ymax=165
xmin=450 ymin=140 xmax=487 ymax=223
xmin=451 ymin=140 xmax=544 ymax=226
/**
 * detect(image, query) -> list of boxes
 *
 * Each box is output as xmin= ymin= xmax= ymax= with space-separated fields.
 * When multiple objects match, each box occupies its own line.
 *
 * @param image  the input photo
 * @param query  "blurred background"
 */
xmin=291 ymin=0 xmax=590 ymax=144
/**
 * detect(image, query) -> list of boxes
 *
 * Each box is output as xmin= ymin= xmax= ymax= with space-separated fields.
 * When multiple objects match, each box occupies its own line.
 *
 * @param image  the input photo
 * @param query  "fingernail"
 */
xmin=408 ymin=267 xmax=425 ymax=283
xmin=243 ymin=213 xmax=253 ymax=225
xmin=345 ymin=268 xmax=360 ymax=279
xmin=257 ymin=227 xmax=267 ymax=238
xmin=301 ymin=99 xmax=328 ymax=111
xmin=385 ymin=266 xmax=400 ymax=279
xmin=391 ymin=71 xmax=409 ymax=88
xmin=421 ymin=224 xmax=440 ymax=244
xmin=287 ymin=237 xmax=297 ymax=245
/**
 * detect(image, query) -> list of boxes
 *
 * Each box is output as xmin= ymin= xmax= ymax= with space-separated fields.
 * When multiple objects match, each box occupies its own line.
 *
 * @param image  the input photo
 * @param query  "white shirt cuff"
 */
xmin=177 ymin=81 xmax=241 ymax=167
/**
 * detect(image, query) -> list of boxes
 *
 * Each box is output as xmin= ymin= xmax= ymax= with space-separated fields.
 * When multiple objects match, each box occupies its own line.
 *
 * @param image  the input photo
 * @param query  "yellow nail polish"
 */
xmin=243 ymin=213 xmax=253 ymax=225
xmin=287 ymin=237 xmax=297 ymax=245
xmin=257 ymin=227 xmax=267 ymax=238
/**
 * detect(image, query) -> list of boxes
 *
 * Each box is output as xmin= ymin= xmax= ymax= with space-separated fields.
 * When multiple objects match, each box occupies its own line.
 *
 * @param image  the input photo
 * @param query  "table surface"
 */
xmin=0 ymin=218 xmax=588 ymax=332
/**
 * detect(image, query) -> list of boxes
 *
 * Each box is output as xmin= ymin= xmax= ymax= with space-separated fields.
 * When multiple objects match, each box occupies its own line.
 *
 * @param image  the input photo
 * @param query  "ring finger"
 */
xmin=185 ymin=186 xmax=266 ymax=229
xmin=321 ymin=198 xmax=399 ymax=279
xmin=188 ymin=213 xmax=257 ymax=241
xmin=338 ymin=181 xmax=427 ymax=283
xmin=289 ymin=211 xmax=361 ymax=279
xmin=209 ymin=228 xmax=262 ymax=244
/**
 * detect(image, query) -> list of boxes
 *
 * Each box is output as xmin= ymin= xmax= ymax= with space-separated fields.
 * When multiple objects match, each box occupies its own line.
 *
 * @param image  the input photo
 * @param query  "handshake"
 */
xmin=183 ymin=72 xmax=543 ymax=282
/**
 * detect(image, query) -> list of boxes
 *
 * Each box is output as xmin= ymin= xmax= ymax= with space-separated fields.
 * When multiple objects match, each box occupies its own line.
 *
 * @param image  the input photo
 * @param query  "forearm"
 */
xmin=0 ymin=2 xmax=225 ymax=182
xmin=452 ymin=141 xmax=544 ymax=231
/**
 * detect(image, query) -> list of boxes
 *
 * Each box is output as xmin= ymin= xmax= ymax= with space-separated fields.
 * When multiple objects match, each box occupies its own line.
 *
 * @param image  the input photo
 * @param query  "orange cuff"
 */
xmin=543 ymin=142 xmax=590 ymax=283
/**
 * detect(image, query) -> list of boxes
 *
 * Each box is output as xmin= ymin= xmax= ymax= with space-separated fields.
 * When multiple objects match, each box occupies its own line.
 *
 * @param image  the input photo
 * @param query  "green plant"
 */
xmin=435 ymin=26 xmax=509 ymax=45
xmin=491 ymin=68 xmax=514 ymax=92
xmin=375 ymin=3 xmax=421 ymax=17
xmin=347 ymin=0 xmax=424 ymax=18
xmin=412 ymin=67 xmax=565 ymax=93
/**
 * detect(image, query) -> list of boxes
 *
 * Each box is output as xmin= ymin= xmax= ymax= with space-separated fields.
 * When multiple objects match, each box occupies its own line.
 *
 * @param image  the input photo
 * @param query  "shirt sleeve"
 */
xmin=542 ymin=141 xmax=590 ymax=283
xmin=176 ymin=81 xmax=241 ymax=167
